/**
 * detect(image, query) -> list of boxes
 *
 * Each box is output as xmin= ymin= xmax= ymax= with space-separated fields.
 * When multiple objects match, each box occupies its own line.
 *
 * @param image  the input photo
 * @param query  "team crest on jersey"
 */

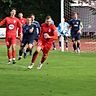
xmin=8 ymin=24 xmax=15 ymax=30
xmin=76 ymin=22 xmax=79 ymax=24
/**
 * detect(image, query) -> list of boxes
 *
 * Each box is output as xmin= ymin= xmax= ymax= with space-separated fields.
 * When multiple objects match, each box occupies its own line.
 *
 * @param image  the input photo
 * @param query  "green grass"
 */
xmin=0 ymin=45 xmax=96 ymax=96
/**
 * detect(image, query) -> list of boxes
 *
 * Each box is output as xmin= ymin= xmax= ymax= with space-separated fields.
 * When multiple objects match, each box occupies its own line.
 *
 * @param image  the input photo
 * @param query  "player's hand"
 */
xmin=29 ymin=29 xmax=34 ymax=33
xmin=44 ymin=33 xmax=50 ymax=39
xmin=77 ymin=30 xmax=81 ymax=34
xmin=17 ymin=36 xmax=22 ymax=42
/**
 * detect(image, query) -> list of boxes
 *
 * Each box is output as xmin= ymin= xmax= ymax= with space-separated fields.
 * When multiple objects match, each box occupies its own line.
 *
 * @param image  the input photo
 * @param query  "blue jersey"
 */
xmin=32 ymin=21 xmax=40 ymax=36
xmin=69 ymin=19 xmax=81 ymax=34
xmin=23 ymin=23 xmax=36 ymax=40
xmin=58 ymin=22 xmax=70 ymax=36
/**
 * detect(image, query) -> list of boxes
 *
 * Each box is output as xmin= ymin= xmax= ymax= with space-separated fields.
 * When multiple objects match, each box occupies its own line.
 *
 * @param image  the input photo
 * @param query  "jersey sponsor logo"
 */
xmin=74 ymin=24 xmax=78 ymax=27
xmin=8 ymin=24 xmax=15 ymax=30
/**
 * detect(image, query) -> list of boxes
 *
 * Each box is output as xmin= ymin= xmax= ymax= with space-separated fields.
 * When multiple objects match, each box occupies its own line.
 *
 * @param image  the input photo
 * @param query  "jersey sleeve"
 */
xmin=38 ymin=25 xmax=43 ymax=43
xmin=17 ymin=19 xmax=22 ymax=37
xmin=58 ymin=23 xmax=62 ymax=35
xmin=50 ymin=25 xmax=58 ymax=40
xmin=0 ymin=17 xmax=6 ymax=26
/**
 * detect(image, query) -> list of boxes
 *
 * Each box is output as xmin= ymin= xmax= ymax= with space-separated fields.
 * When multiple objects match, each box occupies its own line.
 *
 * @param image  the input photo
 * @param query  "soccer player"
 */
xmin=69 ymin=12 xmax=83 ymax=53
xmin=28 ymin=15 xmax=58 ymax=69
xmin=30 ymin=14 xmax=40 ymax=42
xmin=0 ymin=8 xmax=22 ymax=64
xmin=18 ymin=13 xmax=27 ymax=25
xmin=25 ymin=14 xmax=41 ymax=56
xmin=18 ymin=17 xmax=36 ymax=60
xmin=58 ymin=17 xmax=70 ymax=51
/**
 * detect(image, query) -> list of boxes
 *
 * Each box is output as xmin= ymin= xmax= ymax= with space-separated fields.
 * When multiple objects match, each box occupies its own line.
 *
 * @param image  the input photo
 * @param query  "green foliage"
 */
xmin=0 ymin=0 xmax=60 ymax=25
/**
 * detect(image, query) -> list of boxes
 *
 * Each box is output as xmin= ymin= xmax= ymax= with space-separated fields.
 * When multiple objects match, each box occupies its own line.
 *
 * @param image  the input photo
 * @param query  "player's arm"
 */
xmin=0 ymin=18 xmax=6 ymax=26
xmin=29 ymin=25 xmax=34 ymax=33
xmin=17 ymin=20 xmax=23 ymax=41
xmin=48 ymin=25 xmax=58 ymax=40
xmin=78 ymin=21 xmax=83 ymax=34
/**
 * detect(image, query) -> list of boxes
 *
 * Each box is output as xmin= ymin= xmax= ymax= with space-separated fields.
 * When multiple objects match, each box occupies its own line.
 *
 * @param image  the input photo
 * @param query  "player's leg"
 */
xmin=28 ymin=46 xmax=42 ymax=69
xmin=64 ymin=36 xmax=68 ymax=51
xmin=28 ymin=43 xmax=33 ymax=56
xmin=72 ymin=34 xmax=77 ymax=52
xmin=18 ymin=43 xmax=25 ymax=60
xmin=59 ymin=35 xmax=61 ymax=49
xmin=52 ymin=41 xmax=56 ymax=50
xmin=7 ymin=45 xmax=12 ymax=63
xmin=37 ymin=46 xmax=51 ymax=69
xmin=76 ymin=33 xmax=81 ymax=53
xmin=6 ymin=37 xmax=12 ymax=63
xmin=12 ymin=44 xmax=16 ymax=64
xmin=23 ymin=44 xmax=28 ymax=58
xmin=11 ymin=37 xmax=17 ymax=64
xmin=28 ymin=39 xmax=35 ymax=56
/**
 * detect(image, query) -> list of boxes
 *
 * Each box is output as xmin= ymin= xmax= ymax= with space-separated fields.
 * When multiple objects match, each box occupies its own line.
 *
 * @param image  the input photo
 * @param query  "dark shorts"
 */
xmin=21 ymin=38 xmax=34 ymax=47
xmin=71 ymin=33 xmax=80 ymax=41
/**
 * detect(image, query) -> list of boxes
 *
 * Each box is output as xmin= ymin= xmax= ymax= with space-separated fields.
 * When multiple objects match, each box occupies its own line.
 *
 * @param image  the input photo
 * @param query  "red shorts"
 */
xmin=38 ymin=41 xmax=52 ymax=55
xmin=5 ymin=35 xmax=16 ymax=46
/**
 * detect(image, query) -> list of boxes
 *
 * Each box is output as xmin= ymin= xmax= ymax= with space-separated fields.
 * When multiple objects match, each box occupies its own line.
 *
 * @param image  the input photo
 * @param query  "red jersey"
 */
xmin=39 ymin=23 xmax=58 ymax=45
xmin=19 ymin=18 xmax=27 ymax=25
xmin=0 ymin=17 xmax=22 ymax=37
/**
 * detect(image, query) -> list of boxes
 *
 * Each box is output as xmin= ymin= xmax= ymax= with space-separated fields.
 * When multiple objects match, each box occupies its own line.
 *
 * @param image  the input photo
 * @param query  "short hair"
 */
xmin=45 ymin=15 xmax=52 ymax=20
xmin=71 ymin=12 xmax=79 ymax=16
xmin=10 ymin=8 xmax=16 ymax=12
xmin=30 ymin=14 xmax=35 ymax=17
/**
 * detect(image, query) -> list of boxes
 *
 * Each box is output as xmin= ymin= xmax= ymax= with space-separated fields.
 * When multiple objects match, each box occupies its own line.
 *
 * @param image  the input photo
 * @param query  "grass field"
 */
xmin=0 ymin=45 xmax=96 ymax=96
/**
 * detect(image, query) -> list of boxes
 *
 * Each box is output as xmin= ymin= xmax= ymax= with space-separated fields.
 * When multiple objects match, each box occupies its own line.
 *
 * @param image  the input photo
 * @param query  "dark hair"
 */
xmin=46 ymin=15 xmax=52 ymax=20
xmin=30 ymin=14 xmax=35 ymax=17
xmin=10 ymin=8 xmax=16 ymax=12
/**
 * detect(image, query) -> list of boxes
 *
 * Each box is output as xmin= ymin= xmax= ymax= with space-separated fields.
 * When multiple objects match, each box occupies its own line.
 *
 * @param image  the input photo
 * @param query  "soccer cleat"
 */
xmin=13 ymin=60 xmax=16 ymax=64
xmin=53 ymin=48 xmax=56 ymax=50
xmin=29 ymin=50 xmax=32 ymax=56
xmin=24 ymin=53 xmax=26 ymax=58
xmin=7 ymin=61 xmax=11 ymax=64
xmin=28 ymin=64 xmax=34 ymax=69
xmin=77 ymin=48 xmax=80 ymax=53
xmin=74 ymin=50 xmax=77 ymax=53
xmin=37 ymin=64 xmax=43 ymax=70
xmin=7 ymin=59 xmax=12 ymax=64
xmin=18 ymin=56 xmax=22 ymax=60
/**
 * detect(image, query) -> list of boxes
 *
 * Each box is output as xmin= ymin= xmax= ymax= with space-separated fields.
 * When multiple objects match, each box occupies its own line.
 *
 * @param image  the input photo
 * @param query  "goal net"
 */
xmin=62 ymin=0 xmax=96 ymax=52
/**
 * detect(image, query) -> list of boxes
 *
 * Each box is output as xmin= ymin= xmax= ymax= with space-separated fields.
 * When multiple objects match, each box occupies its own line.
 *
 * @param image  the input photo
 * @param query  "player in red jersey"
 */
xmin=0 ymin=8 xmax=22 ymax=64
xmin=28 ymin=15 xmax=58 ymax=69
xmin=18 ymin=13 xmax=27 ymax=25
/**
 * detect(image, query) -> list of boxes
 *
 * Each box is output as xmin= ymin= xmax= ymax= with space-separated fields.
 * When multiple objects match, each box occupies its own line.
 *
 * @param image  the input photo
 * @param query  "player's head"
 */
xmin=18 ymin=13 xmax=23 ymax=18
xmin=72 ymin=12 xmax=79 ymax=19
xmin=10 ymin=8 xmax=16 ymax=17
xmin=30 ymin=14 xmax=35 ymax=21
xmin=27 ymin=17 xmax=32 ymax=24
xmin=45 ymin=15 xmax=52 ymax=26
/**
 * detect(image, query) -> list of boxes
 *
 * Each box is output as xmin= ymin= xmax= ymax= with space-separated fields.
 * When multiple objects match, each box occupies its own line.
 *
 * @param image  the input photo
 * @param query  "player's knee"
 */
xmin=43 ymin=53 xmax=47 ymax=58
xmin=36 ymin=46 xmax=42 ymax=52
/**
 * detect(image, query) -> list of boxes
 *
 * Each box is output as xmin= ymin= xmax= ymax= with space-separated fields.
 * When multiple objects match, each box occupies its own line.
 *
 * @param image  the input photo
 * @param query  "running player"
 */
xmin=18 ymin=17 xmax=36 ymax=60
xmin=28 ymin=15 xmax=58 ymax=69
